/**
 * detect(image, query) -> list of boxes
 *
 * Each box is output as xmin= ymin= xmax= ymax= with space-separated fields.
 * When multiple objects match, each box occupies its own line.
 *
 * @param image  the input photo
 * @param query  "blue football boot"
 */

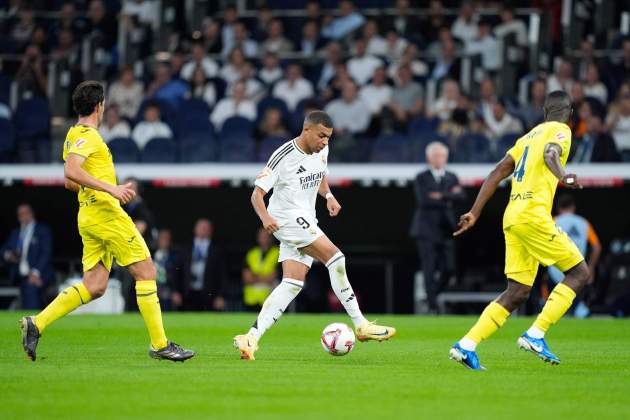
xmin=517 ymin=333 xmax=561 ymax=365
xmin=449 ymin=343 xmax=486 ymax=371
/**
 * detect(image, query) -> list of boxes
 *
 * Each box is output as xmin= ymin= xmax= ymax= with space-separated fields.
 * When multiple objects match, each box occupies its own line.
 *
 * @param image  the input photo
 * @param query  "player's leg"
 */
xmin=302 ymin=235 xmax=396 ymax=341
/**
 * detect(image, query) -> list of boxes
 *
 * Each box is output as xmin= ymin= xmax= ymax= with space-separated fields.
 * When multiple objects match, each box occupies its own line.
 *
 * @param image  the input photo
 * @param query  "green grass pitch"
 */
xmin=1 ymin=312 xmax=629 ymax=419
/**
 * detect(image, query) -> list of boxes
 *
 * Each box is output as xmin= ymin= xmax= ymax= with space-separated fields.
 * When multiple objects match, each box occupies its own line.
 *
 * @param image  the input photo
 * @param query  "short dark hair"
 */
xmin=304 ymin=110 xmax=333 ymax=128
xmin=543 ymin=90 xmax=572 ymax=123
xmin=72 ymin=81 xmax=105 ymax=117
xmin=557 ymin=194 xmax=575 ymax=211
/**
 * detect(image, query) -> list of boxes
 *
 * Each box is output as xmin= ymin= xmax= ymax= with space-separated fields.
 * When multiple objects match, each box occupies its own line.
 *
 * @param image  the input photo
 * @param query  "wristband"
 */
xmin=325 ymin=192 xmax=334 ymax=200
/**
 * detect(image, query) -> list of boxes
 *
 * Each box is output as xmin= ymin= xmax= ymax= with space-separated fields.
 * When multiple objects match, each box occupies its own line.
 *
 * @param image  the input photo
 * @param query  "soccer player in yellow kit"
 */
xmin=448 ymin=91 xmax=590 ymax=370
xmin=20 ymin=81 xmax=194 ymax=362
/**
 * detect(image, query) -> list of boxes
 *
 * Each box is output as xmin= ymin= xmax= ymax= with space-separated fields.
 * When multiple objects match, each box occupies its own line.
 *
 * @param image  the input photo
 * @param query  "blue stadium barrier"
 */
xmin=219 ymin=136 xmax=256 ymax=162
xmin=219 ymin=116 xmax=254 ymax=138
xmin=179 ymin=134 xmax=217 ymax=162
xmin=141 ymin=137 xmax=178 ymax=163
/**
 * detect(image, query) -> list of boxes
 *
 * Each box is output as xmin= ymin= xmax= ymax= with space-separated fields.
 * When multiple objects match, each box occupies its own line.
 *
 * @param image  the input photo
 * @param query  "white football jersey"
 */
xmin=255 ymin=138 xmax=329 ymax=221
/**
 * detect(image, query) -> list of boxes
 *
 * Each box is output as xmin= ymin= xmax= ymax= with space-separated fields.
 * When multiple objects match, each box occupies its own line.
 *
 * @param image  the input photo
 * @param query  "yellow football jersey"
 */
xmin=62 ymin=124 xmax=124 ymax=227
xmin=502 ymin=121 xmax=572 ymax=228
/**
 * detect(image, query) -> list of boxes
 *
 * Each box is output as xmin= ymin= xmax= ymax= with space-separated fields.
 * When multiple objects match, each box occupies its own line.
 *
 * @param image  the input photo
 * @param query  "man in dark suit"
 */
xmin=177 ymin=218 xmax=227 ymax=311
xmin=571 ymin=114 xmax=621 ymax=162
xmin=0 ymin=203 xmax=53 ymax=309
xmin=410 ymin=142 xmax=465 ymax=313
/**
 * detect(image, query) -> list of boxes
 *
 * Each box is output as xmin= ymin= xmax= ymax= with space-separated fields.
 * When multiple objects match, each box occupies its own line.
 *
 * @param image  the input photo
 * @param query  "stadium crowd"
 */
xmin=0 ymin=0 xmax=628 ymax=163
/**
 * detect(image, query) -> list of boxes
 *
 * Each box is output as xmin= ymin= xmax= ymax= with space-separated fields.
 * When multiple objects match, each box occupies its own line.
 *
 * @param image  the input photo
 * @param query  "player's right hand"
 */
xmin=453 ymin=212 xmax=477 ymax=236
xmin=561 ymin=173 xmax=583 ymax=189
xmin=110 ymin=182 xmax=136 ymax=204
xmin=262 ymin=216 xmax=279 ymax=233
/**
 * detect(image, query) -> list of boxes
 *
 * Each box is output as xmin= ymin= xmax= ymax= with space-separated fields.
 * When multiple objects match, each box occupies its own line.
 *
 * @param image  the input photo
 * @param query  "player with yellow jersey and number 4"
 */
xmin=20 ymin=81 xmax=194 ymax=362
xmin=448 ymin=91 xmax=590 ymax=370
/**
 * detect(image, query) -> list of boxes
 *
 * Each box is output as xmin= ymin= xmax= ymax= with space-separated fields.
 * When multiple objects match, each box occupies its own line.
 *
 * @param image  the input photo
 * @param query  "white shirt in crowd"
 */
xmin=607 ymin=113 xmax=630 ymax=151
xmin=388 ymin=61 xmax=429 ymax=83
xmin=366 ymin=36 xmax=387 ymax=56
xmin=259 ymin=67 xmax=283 ymax=86
xmin=255 ymin=139 xmax=329 ymax=222
xmin=324 ymin=97 xmax=371 ymax=134
xmin=272 ymin=78 xmax=314 ymax=111
xmin=131 ymin=121 xmax=173 ymax=150
xmin=359 ymin=83 xmax=393 ymax=114
xmin=465 ymin=35 xmax=500 ymax=71
xmin=494 ymin=19 xmax=527 ymax=46
xmin=484 ymin=112 xmax=523 ymax=140
xmin=180 ymin=57 xmax=219 ymax=81
xmin=108 ymin=81 xmax=144 ymax=119
xmin=188 ymin=84 xmax=217 ymax=107
xmin=451 ymin=17 xmax=479 ymax=44
xmin=546 ymin=75 xmax=574 ymax=94
xmin=347 ymin=54 xmax=383 ymax=86
xmin=101 ymin=121 xmax=131 ymax=142
xmin=219 ymin=64 xmax=243 ymax=85
xmin=210 ymin=98 xmax=257 ymax=130
xmin=583 ymin=83 xmax=608 ymax=104
xmin=430 ymin=97 xmax=458 ymax=121
xmin=229 ymin=78 xmax=265 ymax=103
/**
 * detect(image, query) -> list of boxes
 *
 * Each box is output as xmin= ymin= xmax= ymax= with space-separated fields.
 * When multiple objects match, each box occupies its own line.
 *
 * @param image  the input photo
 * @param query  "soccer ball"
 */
xmin=321 ymin=323 xmax=355 ymax=356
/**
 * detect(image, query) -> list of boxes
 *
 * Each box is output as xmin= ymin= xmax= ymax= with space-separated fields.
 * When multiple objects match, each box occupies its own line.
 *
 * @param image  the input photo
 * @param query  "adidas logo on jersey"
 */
xmin=296 ymin=166 xmax=306 ymax=174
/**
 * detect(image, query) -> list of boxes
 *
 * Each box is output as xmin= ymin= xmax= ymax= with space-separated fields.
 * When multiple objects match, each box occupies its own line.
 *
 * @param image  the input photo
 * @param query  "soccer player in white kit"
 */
xmin=234 ymin=111 xmax=396 ymax=360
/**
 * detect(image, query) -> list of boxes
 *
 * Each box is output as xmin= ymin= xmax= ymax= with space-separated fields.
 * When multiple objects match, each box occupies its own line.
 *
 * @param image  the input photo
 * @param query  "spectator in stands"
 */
xmin=388 ymin=43 xmax=429 ymax=83
xmin=227 ymin=21 xmax=258 ymax=58
xmin=230 ymin=61 xmax=265 ymax=103
xmin=325 ymin=80 xmax=370 ymax=135
xmin=383 ymin=29 xmax=409 ymax=62
xmin=547 ymin=194 xmax=601 ymax=318
xmin=123 ymin=177 xmax=157 ymax=251
xmin=146 ymin=62 xmax=188 ymax=107
xmin=387 ymin=0 xmax=421 ymax=41
xmin=420 ymin=0 xmax=451 ymax=45
xmin=100 ymin=105 xmax=131 ymax=142
xmin=181 ymin=41 xmax=219 ymax=81
xmin=219 ymin=47 xmax=247 ymax=85
xmin=178 ymin=218 xmax=227 ymax=311
xmin=272 ymin=63 xmax=314 ymax=111
xmin=608 ymin=37 xmax=630 ymax=94
xmin=220 ymin=5 xmax=239 ymax=53
xmin=201 ymin=18 xmax=223 ymax=54
xmin=262 ymin=18 xmax=293 ymax=55
xmin=121 ymin=0 xmax=158 ymax=58
xmin=385 ymin=65 xmax=424 ymax=132
xmin=108 ymin=65 xmax=144 ymax=119
xmin=258 ymin=52 xmax=283 ymax=86
xmin=583 ymin=63 xmax=608 ymax=105
xmin=572 ymin=98 xmax=593 ymax=139
xmin=451 ymin=1 xmax=478 ymax=44
xmin=15 ymin=44 xmax=47 ymax=98
xmin=86 ymin=0 xmax=118 ymax=50
xmin=187 ymin=66 xmax=217 ymax=107
xmin=321 ymin=62 xmax=353 ymax=102
xmin=547 ymin=58 xmax=575 ymax=93
xmin=430 ymin=36 xmax=460 ymax=82
xmin=53 ymin=2 xmax=86 ymax=41
xmin=438 ymin=93 xmax=481 ymax=140
xmin=210 ymin=79 xmax=256 ymax=130
xmin=50 ymin=29 xmax=80 ymax=68
xmin=347 ymin=38 xmax=383 ymax=86
xmin=321 ymin=0 xmax=365 ymax=40
xmin=605 ymin=84 xmax=630 ymax=156
xmin=359 ymin=66 xmax=393 ymax=124
xmin=10 ymin=5 xmax=35 ymax=49
xmin=305 ymin=0 xmax=322 ymax=24
xmin=494 ymin=5 xmax=527 ymax=47
xmin=484 ymin=98 xmax=523 ymax=141
xmin=29 ymin=26 xmax=49 ymax=55
xmin=428 ymin=79 xmax=460 ymax=121
xmin=465 ymin=18 xmax=500 ymax=73
xmin=363 ymin=19 xmax=387 ymax=57
xmin=410 ymin=142 xmax=464 ymax=313
xmin=576 ymin=38 xmax=596 ymax=81
xmin=571 ymin=114 xmax=621 ymax=162
xmin=0 ymin=204 xmax=52 ymax=309
xmin=153 ymin=229 xmax=181 ymax=311
xmin=242 ymin=228 xmax=280 ymax=311
xmin=520 ymin=78 xmax=546 ymax=128
xmin=477 ymin=77 xmax=497 ymax=124
xmin=131 ymin=103 xmax=173 ymax=150
xmin=255 ymin=107 xmax=289 ymax=141
xmin=300 ymin=19 xmax=324 ymax=55
xmin=317 ymin=41 xmax=343 ymax=91
xmin=251 ymin=5 xmax=273 ymax=42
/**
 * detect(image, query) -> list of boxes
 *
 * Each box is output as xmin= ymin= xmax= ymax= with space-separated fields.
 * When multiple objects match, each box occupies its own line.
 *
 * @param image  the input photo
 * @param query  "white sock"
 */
xmin=458 ymin=337 xmax=477 ymax=351
xmin=325 ymin=252 xmax=368 ymax=328
xmin=248 ymin=278 xmax=303 ymax=341
xmin=526 ymin=325 xmax=545 ymax=339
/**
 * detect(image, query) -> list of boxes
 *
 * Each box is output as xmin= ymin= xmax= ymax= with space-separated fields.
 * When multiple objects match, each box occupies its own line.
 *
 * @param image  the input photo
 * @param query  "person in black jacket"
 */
xmin=178 ymin=218 xmax=227 ymax=311
xmin=570 ymin=114 xmax=621 ymax=162
xmin=410 ymin=142 xmax=465 ymax=312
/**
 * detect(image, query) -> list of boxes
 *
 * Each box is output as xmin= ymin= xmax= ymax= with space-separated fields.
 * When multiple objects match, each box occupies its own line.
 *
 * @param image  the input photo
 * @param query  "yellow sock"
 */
xmin=136 ymin=280 xmax=168 ymax=349
xmin=464 ymin=301 xmax=511 ymax=344
xmin=533 ymin=283 xmax=576 ymax=332
xmin=34 ymin=283 xmax=92 ymax=333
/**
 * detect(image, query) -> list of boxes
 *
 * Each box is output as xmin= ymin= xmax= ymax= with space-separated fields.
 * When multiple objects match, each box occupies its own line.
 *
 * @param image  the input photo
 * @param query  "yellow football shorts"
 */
xmin=504 ymin=220 xmax=584 ymax=286
xmin=79 ymin=214 xmax=150 ymax=272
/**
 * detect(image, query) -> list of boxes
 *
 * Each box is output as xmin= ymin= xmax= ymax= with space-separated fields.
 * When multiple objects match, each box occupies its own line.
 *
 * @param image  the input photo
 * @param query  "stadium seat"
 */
xmin=176 ymin=99 xmax=214 ymax=138
xmin=179 ymin=134 xmax=217 ymax=162
xmin=408 ymin=116 xmax=440 ymax=136
xmin=219 ymin=116 xmax=254 ymax=138
xmin=454 ymin=133 xmax=492 ymax=163
xmin=0 ymin=117 xmax=15 ymax=161
xmin=14 ymin=98 xmax=50 ymax=140
xmin=257 ymin=136 xmax=287 ymax=162
xmin=219 ymin=136 xmax=256 ymax=162
xmin=141 ymin=137 xmax=178 ymax=163
xmin=256 ymin=97 xmax=290 ymax=124
xmin=370 ymin=134 xmax=412 ymax=162
xmin=497 ymin=133 xmax=520 ymax=160
xmin=107 ymin=137 xmax=140 ymax=163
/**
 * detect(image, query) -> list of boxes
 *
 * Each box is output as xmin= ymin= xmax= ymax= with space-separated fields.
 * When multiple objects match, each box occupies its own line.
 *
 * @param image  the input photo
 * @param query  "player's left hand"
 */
xmin=561 ymin=173 xmax=583 ymax=189
xmin=327 ymin=196 xmax=341 ymax=217
xmin=28 ymin=273 xmax=43 ymax=287
xmin=453 ymin=212 xmax=477 ymax=236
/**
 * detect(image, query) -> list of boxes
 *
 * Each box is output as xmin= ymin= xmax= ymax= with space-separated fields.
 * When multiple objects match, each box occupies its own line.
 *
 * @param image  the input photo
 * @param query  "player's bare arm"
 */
xmin=251 ymin=186 xmax=279 ymax=233
xmin=319 ymin=176 xmax=341 ymax=217
xmin=64 ymin=178 xmax=80 ymax=192
xmin=64 ymin=153 xmax=136 ymax=204
xmin=453 ymin=154 xmax=515 ymax=236
xmin=543 ymin=143 xmax=582 ymax=189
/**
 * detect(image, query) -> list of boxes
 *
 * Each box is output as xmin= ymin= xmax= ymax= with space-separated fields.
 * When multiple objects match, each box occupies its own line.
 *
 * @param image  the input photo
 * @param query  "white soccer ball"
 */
xmin=321 ymin=322 xmax=355 ymax=356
